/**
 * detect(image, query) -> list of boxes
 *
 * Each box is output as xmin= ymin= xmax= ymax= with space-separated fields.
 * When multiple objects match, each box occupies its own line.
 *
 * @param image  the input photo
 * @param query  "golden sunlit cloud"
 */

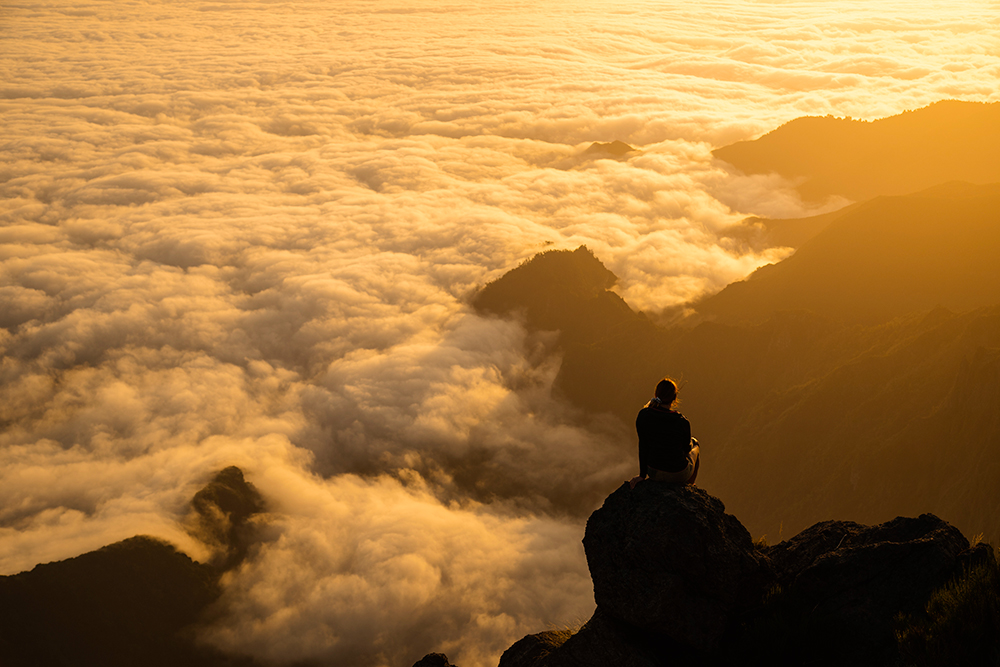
xmin=1 ymin=0 xmax=998 ymax=664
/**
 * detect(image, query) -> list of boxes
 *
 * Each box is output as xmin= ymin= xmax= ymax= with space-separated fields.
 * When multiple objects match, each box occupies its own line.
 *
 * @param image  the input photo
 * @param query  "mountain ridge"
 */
xmin=0 ymin=467 xmax=265 ymax=667
xmin=713 ymin=100 xmax=1000 ymax=202
xmin=696 ymin=181 xmax=1000 ymax=326
xmin=475 ymin=235 xmax=1000 ymax=547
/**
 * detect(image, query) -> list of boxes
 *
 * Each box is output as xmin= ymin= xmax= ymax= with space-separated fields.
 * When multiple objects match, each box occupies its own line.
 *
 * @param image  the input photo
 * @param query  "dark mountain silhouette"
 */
xmin=696 ymin=182 xmax=1000 ymax=326
xmin=187 ymin=465 xmax=267 ymax=571
xmin=476 ymin=243 xmax=1000 ymax=547
xmin=713 ymin=99 xmax=1000 ymax=202
xmin=474 ymin=245 xmax=645 ymax=342
xmin=474 ymin=245 xmax=660 ymax=402
xmin=411 ymin=653 xmax=459 ymax=667
xmin=497 ymin=484 xmax=998 ymax=666
xmin=0 ymin=467 xmax=264 ymax=667
xmin=582 ymin=140 xmax=637 ymax=159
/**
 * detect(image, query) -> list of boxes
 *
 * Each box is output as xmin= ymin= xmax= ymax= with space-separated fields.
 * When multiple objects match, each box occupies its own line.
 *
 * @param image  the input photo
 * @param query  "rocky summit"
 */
xmin=496 ymin=482 xmax=994 ymax=667
xmin=584 ymin=483 xmax=769 ymax=653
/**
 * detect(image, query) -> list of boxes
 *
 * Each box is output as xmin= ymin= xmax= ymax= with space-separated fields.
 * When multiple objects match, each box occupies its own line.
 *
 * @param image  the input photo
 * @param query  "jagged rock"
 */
xmin=583 ymin=482 xmax=770 ymax=652
xmin=956 ymin=540 xmax=997 ymax=571
xmin=188 ymin=466 xmax=266 ymax=570
xmin=498 ymin=630 xmax=572 ymax=667
xmin=411 ymin=653 xmax=456 ymax=667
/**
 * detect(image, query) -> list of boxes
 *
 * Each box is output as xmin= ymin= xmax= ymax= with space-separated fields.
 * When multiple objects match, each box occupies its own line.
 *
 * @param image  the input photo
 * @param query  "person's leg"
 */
xmin=686 ymin=445 xmax=700 ymax=485
xmin=648 ymin=462 xmax=694 ymax=484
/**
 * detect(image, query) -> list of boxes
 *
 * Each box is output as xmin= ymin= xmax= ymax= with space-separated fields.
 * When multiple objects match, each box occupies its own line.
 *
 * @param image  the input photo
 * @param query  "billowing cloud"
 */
xmin=2 ymin=0 xmax=998 ymax=665
xmin=201 ymin=471 xmax=593 ymax=667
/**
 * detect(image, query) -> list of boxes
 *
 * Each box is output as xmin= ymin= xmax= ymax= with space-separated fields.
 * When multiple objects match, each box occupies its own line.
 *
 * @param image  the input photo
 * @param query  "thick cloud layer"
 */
xmin=2 ymin=0 xmax=998 ymax=665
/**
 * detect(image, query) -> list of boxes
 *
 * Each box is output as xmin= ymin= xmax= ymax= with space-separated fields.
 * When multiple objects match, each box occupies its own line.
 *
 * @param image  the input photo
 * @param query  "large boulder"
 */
xmin=501 ymin=481 xmax=990 ymax=667
xmin=583 ymin=482 xmax=770 ymax=652
xmin=752 ymin=514 xmax=972 ymax=665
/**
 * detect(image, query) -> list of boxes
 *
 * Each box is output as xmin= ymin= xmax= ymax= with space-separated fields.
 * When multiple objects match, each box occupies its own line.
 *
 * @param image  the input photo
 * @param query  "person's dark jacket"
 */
xmin=636 ymin=405 xmax=692 ymax=475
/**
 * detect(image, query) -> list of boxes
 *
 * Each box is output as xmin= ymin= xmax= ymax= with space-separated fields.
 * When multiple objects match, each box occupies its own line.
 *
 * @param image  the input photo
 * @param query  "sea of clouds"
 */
xmin=2 ymin=0 xmax=998 ymax=664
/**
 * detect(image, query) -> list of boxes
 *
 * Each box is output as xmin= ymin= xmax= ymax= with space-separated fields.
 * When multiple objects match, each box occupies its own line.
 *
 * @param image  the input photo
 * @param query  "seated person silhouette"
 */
xmin=629 ymin=378 xmax=700 ymax=489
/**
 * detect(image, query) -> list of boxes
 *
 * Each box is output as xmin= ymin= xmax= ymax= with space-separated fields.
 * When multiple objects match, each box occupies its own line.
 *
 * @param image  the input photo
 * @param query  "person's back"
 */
xmin=635 ymin=403 xmax=691 ymax=473
xmin=630 ymin=378 xmax=700 ymax=488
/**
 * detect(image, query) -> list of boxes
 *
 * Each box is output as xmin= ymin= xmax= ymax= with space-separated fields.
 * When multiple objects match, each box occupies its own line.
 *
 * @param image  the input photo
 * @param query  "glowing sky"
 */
xmin=2 ymin=1 xmax=999 ymax=665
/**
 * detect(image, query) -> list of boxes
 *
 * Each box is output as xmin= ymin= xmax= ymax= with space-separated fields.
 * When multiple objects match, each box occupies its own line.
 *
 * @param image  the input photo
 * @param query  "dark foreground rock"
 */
xmin=584 ymin=482 xmax=769 ymax=652
xmin=499 ymin=607 xmax=675 ymax=667
xmin=498 ymin=629 xmax=573 ymax=667
xmin=750 ymin=514 xmax=972 ymax=665
xmin=501 ymin=482 xmax=988 ymax=667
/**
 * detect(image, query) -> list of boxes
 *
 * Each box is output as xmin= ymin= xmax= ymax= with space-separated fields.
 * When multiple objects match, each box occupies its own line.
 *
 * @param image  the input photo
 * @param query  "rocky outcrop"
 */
xmin=501 ymin=482 xmax=987 ymax=667
xmin=767 ymin=515 xmax=968 ymax=617
xmin=498 ymin=629 xmax=573 ymax=667
xmin=584 ymin=482 xmax=769 ymax=652
xmin=188 ymin=466 xmax=267 ymax=571
xmin=411 ymin=653 xmax=458 ymax=667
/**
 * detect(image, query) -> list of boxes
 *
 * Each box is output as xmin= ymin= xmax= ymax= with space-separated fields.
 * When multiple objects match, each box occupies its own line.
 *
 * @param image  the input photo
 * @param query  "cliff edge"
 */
xmin=498 ymin=483 xmax=996 ymax=667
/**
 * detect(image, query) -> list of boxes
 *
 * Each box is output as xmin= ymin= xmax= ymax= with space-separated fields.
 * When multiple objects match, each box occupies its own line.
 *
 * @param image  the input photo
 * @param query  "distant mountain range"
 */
xmin=699 ymin=182 xmax=1000 ymax=325
xmin=475 ymin=181 xmax=1000 ymax=545
xmin=713 ymin=100 xmax=1000 ymax=202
